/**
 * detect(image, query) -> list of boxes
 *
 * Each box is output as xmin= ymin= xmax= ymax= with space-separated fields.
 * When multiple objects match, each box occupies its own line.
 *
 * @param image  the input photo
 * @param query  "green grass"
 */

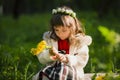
xmin=0 ymin=12 xmax=120 ymax=79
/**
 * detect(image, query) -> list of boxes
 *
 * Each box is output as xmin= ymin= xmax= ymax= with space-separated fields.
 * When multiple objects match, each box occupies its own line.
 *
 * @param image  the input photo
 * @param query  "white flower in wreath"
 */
xmin=57 ymin=8 xmax=62 ymax=12
xmin=61 ymin=8 xmax=65 ymax=12
xmin=72 ymin=13 xmax=76 ymax=17
xmin=52 ymin=8 xmax=76 ymax=18
xmin=52 ymin=9 xmax=57 ymax=14
xmin=65 ymin=10 xmax=69 ymax=14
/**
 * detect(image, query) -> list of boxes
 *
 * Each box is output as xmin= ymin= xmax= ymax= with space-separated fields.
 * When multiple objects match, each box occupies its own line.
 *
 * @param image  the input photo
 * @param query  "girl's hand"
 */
xmin=49 ymin=47 xmax=68 ymax=63
xmin=49 ymin=47 xmax=59 ymax=56
xmin=49 ymin=47 xmax=59 ymax=60
xmin=50 ymin=53 xmax=68 ymax=63
xmin=50 ymin=55 xmax=58 ymax=60
xmin=56 ymin=54 xmax=68 ymax=63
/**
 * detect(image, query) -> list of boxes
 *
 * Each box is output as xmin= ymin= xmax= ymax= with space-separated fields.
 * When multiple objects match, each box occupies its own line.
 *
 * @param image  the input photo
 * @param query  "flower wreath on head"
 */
xmin=52 ymin=7 xmax=76 ymax=18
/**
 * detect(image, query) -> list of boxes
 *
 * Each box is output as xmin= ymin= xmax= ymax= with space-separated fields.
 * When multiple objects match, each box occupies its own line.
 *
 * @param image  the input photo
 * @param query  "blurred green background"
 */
xmin=0 ymin=0 xmax=120 ymax=80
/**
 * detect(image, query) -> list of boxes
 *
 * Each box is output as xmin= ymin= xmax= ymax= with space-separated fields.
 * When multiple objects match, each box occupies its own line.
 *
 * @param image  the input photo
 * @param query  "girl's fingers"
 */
xmin=58 ymin=54 xmax=66 ymax=62
xmin=52 ymin=47 xmax=59 ymax=54
xmin=49 ymin=49 xmax=68 ymax=63
xmin=49 ymin=47 xmax=59 ymax=55
xmin=49 ymin=48 xmax=55 ymax=55
xmin=50 ymin=55 xmax=57 ymax=60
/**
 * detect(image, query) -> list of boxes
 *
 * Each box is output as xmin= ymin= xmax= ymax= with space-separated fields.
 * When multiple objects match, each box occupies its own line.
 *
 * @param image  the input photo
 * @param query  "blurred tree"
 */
xmin=13 ymin=0 xmax=21 ymax=19
xmin=2 ymin=0 xmax=120 ymax=17
xmin=74 ymin=0 xmax=93 ymax=10
xmin=3 ymin=0 xmax=14 ymax=15
xmin=97 ymin=0 xmax=120 ymax=18
xmin=0 ymin=0 xmax=2 ymax=5
xmin=13 ymin=0 xmax=29 ymax=19
xmin=28 ymin=0 xmax=75 ymax=13
xmin=3 ymin=0 xmax=28 ymax=17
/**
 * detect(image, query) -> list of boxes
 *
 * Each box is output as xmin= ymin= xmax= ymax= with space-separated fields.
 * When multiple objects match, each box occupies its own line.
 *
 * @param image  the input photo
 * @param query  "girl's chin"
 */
xmin=59 ymin=38 xmax=67 ymax=40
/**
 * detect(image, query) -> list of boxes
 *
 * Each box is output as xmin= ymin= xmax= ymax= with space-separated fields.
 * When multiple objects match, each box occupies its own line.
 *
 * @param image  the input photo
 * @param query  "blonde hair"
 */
xmin=50 ymin=6 xmax=85 ymax=45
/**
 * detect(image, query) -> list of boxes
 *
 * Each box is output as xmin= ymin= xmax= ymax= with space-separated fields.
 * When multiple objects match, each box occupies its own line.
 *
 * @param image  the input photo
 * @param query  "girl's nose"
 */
xmin=59 ymin=32 xmax=64 ymax=36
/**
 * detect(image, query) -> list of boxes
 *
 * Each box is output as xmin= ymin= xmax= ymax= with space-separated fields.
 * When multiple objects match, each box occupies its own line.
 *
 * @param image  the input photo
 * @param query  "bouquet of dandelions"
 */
xmin=30 ymin=40 xmax=51 ymax=55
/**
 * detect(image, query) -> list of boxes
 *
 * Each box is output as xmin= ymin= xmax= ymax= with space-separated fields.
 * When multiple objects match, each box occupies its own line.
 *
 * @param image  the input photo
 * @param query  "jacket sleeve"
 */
xmin=66 ymin=35 xmax=92 ymax=68
xmin=36 ymin=31 xmax=54 ymax=64
xmin=66 ymin=45 xmax=89 ymax=68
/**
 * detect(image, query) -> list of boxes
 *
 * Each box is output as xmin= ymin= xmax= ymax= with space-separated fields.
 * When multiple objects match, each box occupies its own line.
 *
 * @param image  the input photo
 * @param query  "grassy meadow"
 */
xmin=0 ymin=12 xmax=120 ymax=80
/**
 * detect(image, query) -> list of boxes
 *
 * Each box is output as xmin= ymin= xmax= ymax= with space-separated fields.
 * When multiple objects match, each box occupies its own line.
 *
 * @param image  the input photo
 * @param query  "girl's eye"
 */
xmin=62 ymin=29 xmax=67 ymax=32
xmin=62 ymin=30 xmax=66 ymax=32
xmin=55 ymin=29 xmax=58 ymax=31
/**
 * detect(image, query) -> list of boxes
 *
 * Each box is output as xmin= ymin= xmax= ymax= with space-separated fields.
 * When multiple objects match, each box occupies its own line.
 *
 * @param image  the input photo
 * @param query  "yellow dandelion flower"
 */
xmin=30 ymin=40 xmax=51 ymax=55
xmin=37 ymin=40 xmax=46 ymax=47
xmin=95 ymin=75 xmax=105 ymax=80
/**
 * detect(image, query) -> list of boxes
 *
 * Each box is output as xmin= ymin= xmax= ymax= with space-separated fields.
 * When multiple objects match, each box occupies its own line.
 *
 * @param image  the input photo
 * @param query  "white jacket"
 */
xmin=36 ymin=31 xmax=92 ymax=80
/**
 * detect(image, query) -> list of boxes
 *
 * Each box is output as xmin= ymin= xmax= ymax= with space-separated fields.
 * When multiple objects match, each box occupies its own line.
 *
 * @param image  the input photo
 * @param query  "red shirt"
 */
xmin=58 ymin=39 xmax=69 ymax=54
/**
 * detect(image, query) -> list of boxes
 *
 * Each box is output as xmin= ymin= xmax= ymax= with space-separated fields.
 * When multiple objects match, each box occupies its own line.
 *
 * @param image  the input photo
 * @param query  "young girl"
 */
xmin=32 ymin=6 xmax=92 ymax=80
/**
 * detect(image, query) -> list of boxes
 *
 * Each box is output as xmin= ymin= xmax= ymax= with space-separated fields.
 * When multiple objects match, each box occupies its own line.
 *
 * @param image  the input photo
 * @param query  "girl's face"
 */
xmin=54 ymin=26 xmax=70 ymax=40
